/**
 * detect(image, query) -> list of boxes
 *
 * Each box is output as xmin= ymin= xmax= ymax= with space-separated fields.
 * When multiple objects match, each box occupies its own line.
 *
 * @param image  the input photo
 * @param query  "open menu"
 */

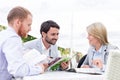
xmin=23 ymin=49 xmax=78 ymax=71
xmin=48 ymin=53 xmax=78 ymax=71
xmin=47 ymin=57 xmax=70 ymax=71
xmin=23 ymin=49 xmax=47 ymax=65
xmin=72 ymin=68 xmax=103 ymax=75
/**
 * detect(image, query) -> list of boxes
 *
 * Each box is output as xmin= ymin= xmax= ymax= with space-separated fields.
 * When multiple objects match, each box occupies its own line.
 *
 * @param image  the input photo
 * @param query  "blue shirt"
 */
xmin=0 ymin=27 xmax=43 ymax=80
xmin=82 ymin=44 xmax=119 ymax=72
xmin=91 ymin=46 xmax=104 ymax=68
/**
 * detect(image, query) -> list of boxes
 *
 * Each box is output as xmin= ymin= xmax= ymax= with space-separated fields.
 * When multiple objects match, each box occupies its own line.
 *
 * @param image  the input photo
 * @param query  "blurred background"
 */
xmin=0 ymin=0 xmax=120 ymax=55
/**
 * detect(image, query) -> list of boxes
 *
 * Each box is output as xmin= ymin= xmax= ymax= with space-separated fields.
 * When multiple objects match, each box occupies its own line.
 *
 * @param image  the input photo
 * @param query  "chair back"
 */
xmin=105 ymin=50 xmax=120 ymax=80
xmin=77 ymin=54 xmax=87 ymax=68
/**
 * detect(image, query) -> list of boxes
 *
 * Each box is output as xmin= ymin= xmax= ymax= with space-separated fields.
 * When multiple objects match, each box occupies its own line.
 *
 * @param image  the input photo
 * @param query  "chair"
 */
xmin=77 ymin=54 xmax=87 ymax=68
xmin=104 ymin=50 xmax=120 ymax=80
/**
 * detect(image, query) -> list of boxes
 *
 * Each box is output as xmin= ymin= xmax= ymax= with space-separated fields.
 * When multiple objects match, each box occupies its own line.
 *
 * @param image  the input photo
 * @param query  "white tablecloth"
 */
xmin=23 ymin=71 xmax=104 ymax=80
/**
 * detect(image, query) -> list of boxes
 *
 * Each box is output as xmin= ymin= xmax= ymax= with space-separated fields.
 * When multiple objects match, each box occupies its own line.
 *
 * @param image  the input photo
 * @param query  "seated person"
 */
xmin=24 ymin=20 xmax=69 ymax=70
xmin=81 ymin=22 xmax=119 ymax=72
xmin=0 ymin=6 xmax=48 ymax=80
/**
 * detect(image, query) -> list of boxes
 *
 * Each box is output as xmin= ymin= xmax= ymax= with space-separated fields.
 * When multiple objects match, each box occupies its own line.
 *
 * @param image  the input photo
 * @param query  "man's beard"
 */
xmin=18 ymin=26 xmax=27 ymax=38
xmin=45 ymin=37 xmax=57 ymax=45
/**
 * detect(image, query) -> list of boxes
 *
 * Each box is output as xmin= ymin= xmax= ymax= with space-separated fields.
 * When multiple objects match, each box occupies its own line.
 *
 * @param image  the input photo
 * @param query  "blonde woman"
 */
xmin=81 ymin=22 xmax=119 ymax=72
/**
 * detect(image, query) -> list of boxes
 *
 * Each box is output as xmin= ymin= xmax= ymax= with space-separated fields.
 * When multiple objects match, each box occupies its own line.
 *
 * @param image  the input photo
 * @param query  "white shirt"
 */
xmin=40 ymin=39 xmax=51 ymax=57
xmin=24 ymin=38 xmax=61 ymax=58
xmin=0 ymin=27 xmax=43 ymax=80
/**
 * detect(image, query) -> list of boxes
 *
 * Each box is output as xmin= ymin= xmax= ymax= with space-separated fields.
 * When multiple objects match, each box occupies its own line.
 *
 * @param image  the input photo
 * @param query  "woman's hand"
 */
xmin=81 ymin=65 xmax=90 ymax=68
xmin=92 ymin=59 xmax=103 ymax=69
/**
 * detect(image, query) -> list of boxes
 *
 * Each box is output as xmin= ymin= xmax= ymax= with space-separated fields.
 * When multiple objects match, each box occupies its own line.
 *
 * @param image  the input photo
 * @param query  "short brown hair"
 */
xmin=7 ymin=6 xmax=32 ymax=24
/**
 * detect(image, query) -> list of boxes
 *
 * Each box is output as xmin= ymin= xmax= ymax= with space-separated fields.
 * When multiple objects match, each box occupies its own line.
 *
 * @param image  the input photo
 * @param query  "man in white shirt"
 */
xmin=24 ymin=20 xmax=69 ymax=70
xmin=0 ymin=6 xmax=47 ymax=80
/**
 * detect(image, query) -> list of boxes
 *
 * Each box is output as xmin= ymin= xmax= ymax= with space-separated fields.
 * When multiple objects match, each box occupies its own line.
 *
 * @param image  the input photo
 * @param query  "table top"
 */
xmin=23 ymin=71 xmax=104 ymax=80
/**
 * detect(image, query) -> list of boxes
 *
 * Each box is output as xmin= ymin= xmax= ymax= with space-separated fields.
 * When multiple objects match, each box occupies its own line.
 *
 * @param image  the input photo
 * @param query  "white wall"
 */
xmin=0 ymin=0 xmax=120 ymax=54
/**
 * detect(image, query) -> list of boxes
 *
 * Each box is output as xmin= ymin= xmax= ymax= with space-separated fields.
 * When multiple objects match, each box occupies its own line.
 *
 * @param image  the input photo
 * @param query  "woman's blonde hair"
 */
xmin=86 ymin=22 xmax=109 ymax=45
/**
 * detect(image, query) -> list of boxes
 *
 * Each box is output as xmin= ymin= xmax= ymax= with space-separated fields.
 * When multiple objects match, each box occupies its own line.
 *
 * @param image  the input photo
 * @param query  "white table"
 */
xmin=23 ymin=71 xmax=104 ymax=80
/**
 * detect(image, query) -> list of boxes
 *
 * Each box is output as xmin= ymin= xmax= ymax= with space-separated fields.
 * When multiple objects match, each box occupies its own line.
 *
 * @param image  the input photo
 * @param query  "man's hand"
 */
xmin=60 ymin=61 xmax=69 ymax=70
xmin=35 ymin=63 xmax=49 ymax=73
xmin=43 ymin=63 xmax=49 ymax=71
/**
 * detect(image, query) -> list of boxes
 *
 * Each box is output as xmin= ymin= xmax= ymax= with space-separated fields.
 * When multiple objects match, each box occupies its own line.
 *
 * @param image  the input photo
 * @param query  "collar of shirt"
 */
xmin=92 ymin=45 xmax=105 ymax=61
xmin=92 ymin=45 xmax=104 ymax=54
xmin=7 ymin=26 xmax=20 ymax=37
xmin=40 ymin=38 xmax=51 ymax=57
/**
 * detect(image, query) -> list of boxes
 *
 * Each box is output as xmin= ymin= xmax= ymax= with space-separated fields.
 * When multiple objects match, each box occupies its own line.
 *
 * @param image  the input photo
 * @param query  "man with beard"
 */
xmin=24 ymin=20 xmax=69 ymax=70
xmin=0 ymin=6 xmax=48 ymax=80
